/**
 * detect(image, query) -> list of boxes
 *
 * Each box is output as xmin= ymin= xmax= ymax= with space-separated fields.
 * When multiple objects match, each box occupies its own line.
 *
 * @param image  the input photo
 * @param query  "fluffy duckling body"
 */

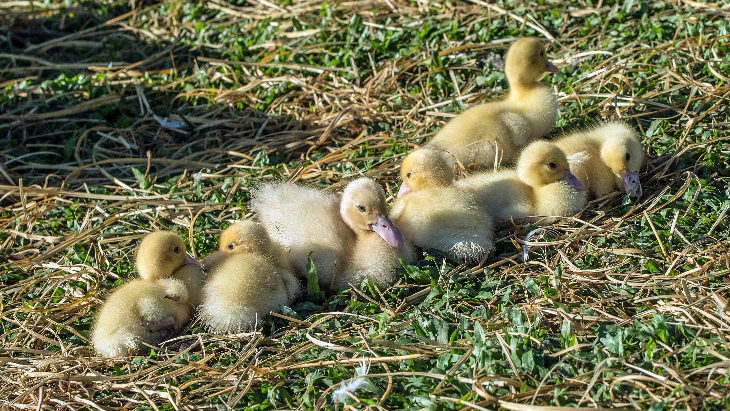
xmin=424 ymin=37 xmax=559 ymax=169
xmin=456 ymin=141 xmax=586 ymax=222
xmin=92 ymin=232 xmax=203 ymax=357
xmin=553 ymin=122 xmax=644 ymax=199
xmin=198 ymin=221 xmax=299 ymax=334
xmin=390 ymin=148 xmax=494 ymax=263
xmin=251 ymin=178 xmax=410 ymax=291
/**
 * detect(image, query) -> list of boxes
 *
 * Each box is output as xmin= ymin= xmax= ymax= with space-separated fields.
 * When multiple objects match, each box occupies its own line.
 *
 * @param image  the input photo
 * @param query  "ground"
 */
xmin=1 ymin=0 xmax=730 ymax=409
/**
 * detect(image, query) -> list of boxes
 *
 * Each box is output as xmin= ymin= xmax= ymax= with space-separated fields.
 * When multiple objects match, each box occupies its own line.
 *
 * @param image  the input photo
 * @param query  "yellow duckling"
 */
xmin=391 ymin=148 xmax=495 ymax=263
xmin=198 ymin=221 xmax=300 ymax=334
xmin=456 ymin=141 xmax=586 ymax=222
xmin=91 ymin=231 xmax=203 ymax=357
xmin=424 ymin=37 xmax=559 ymax=169
xmin=251 ymin=178 xmax=410 ymax=291
xmin=553 ymin=121 xmax=644 ymax=199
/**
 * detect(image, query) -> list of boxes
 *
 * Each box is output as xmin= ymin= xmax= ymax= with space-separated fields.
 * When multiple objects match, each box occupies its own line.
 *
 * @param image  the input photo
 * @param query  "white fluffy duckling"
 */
xmin=553 ymin=121 xmax=644 ymax=199
xmin=456 ymin=141 xmax=586 ymax=222
xmin=198 ymin=221 xmax=300 ymax=334
xmin=251 ymin=178 xmax=410 ymax=291
xmin=424 ymin=37 xmax=559 ymax=169
xmin=92 ymin=231 xmax=203 ymax=357
xmin=390 ymin=148 xmax=495 ymax=263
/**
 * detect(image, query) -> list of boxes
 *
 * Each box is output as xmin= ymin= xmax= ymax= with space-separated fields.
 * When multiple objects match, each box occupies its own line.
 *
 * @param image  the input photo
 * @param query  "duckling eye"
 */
xmin=357 ymin=205 xmax=366 ymax=213
xmin=173 ymin=246 xmax=181 ymax=254
xmin=406 ymin=172 xmax=412 ymax=179
xmin=548 ymin=162 xmax=557 ymax=169
xmin=540 ymin=51 xmax=544 ymax=57
xmin=227 ymin=244 xmax=235 ymax=250
xmin=626 ymin=152 xmax=631 ymax=161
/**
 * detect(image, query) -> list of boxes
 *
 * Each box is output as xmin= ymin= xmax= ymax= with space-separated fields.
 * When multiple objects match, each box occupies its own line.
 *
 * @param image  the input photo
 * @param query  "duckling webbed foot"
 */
xmin=143 ymin=315 xmax=180 ymax=341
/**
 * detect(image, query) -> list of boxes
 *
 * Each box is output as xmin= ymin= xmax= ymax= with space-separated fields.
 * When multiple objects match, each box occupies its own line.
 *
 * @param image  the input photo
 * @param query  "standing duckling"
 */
xmin=251 ymin=178 xmax=410 ymax=291
xmin=198 ymin=221 xmax=300 ymax=334
xmin=553 ymin=121 xmax=644 ymax=199
xmin=390 ymin=148 xmax=495 ymax=263
xmin=423 ymin=37 xmax=559 ymax=169
xmin=456 ymin=141 xmax=586 ymax=223
xmin=91 ymin=231 xmax=203 ymax=357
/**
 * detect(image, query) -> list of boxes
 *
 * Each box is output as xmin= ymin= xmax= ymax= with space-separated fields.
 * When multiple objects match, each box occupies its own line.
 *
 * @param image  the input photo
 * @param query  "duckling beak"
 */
xmin=545 ymin=61 xmax=559 ymax=73
xmin=622 ymin=171 xmax=642 ymax=197
xmin=184 ymin=253 xmax=202 ymax=266
xmin=397 ymin=181 xmax=411 ymax=197
xmin=371 ymin=214 xmax=405 ymax=249
xmin=560 ymin=170 xmax=585 ymax=190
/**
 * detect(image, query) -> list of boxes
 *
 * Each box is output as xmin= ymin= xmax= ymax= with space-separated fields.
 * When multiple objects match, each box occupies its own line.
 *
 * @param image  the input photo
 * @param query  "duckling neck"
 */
xmin=506 ymin=79 xmax=543 ymax=101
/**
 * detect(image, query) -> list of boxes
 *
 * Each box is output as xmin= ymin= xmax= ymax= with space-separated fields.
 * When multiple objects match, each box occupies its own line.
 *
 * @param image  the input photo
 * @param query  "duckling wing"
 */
xmin=251 ymin=183 xmax=355 ymax=287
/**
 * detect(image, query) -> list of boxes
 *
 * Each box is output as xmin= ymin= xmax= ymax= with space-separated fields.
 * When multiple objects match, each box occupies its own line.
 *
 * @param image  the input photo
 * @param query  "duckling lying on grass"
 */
xmin=251 ymin=178 xmax=411 ymax=291
xmin=553 ymin=121 xmax=644 ymax=199
xmin=391 ymin=148 xmax=494 ymax=263
xmin=456 ymin=141 xmax=586 ymax=223
xmin=198 ymin=221 xmax=300 ymax=334
xmin=92 ymin=231 xmax=203 ymax=357
xmin=423 ymin=37 xmax=559 ymax=169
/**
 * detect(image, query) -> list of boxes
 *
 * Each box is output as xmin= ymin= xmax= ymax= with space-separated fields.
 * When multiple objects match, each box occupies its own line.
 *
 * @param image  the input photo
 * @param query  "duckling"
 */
xmin=251 ymin=178 xmax=410 ymax=291
xmin=424 ymin=37 xmax=559 ymax=169
xmin=456 ymin=141 xmax=586 ymax=223
xmin=553 ymin=121 xmax=644 ymax=199
xmin=198 ymin=221 xmax=300 ymax=334
xmin=91 ymin=231 xmax=203 ymax=357
xmin=333 ymin=178 xmax=411 ymax=290
xmin=390 ymin=148 xmax=494 ymax=263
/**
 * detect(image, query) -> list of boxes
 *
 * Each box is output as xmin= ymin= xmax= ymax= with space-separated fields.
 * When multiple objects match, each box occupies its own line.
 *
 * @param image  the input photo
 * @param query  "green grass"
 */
xmin=2 ymin=0 xmax=730 ymax=409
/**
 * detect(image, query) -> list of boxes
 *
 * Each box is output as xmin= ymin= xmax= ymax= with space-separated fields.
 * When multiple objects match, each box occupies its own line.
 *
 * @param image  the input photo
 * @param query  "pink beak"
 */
xmin=560 ymin=170 xmax=585 ymax=190
xmin=370 ymin=214 xmax=405 ymax=249
xmin=185 ymin=253 xmax=202 ymax=266
xmin=623 ymin=171 xmax=642 ymax=197
xmin=397 ymin=181 xmax=411 ymax=197
xmin=545 ymin=61 xmax=559 ymax=73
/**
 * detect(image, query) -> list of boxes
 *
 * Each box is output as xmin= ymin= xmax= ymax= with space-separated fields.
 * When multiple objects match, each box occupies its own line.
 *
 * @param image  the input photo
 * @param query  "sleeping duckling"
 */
xmin=553 ymin=121 xmax=644 ymax=199
xmin=198 ymin=221 xmax=300 ymax=334
xmin=91 ymin=231 xmax=203 ymax=357
xmin=390 ymin=148 xmax=495 ymax=263
xmin=424 ymin=37 xmax=559 ymax=169
xmin=456 ymin=141 xmax=586 ymax=223
xmin=251 ymin=178 xmax=410 ymax=291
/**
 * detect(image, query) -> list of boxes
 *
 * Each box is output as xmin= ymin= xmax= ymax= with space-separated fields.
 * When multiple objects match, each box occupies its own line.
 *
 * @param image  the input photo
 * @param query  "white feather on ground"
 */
xmin=331 ymin=358 xmax=371 ymax=403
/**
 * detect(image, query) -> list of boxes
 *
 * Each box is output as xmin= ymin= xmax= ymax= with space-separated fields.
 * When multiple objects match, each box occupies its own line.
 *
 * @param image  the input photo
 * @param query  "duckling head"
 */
xmin=341 ymin=178 xmax=405 ymax=249
xmin=517 ymin=141 xmax=585 ymax=190
xmin=599 ymin=124 xmax=644 ymax=197
xmin=219 ymin=220 xmax=273 ymax=255
xmin=505 ymin=37 xmax=559 ymax=89
xmin=398 ymin=149 xmax=453 ymax=197
xmin=136 ymin=231 xmax=200 ymax=281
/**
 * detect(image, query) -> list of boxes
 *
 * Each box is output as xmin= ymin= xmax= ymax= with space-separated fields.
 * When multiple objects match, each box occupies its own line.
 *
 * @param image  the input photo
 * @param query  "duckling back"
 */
xmin=455 ymin=169 xmax=534 ymax=223
xmin=251 ymin=182 xmax=355 ymax=288
xmin=390 ymin=185 xmax=494 ymax=264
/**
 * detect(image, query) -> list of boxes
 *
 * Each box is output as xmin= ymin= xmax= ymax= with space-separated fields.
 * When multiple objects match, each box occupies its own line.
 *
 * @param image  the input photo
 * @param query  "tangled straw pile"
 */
xmin=2 ymin=0 xmax=730 ymax=409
